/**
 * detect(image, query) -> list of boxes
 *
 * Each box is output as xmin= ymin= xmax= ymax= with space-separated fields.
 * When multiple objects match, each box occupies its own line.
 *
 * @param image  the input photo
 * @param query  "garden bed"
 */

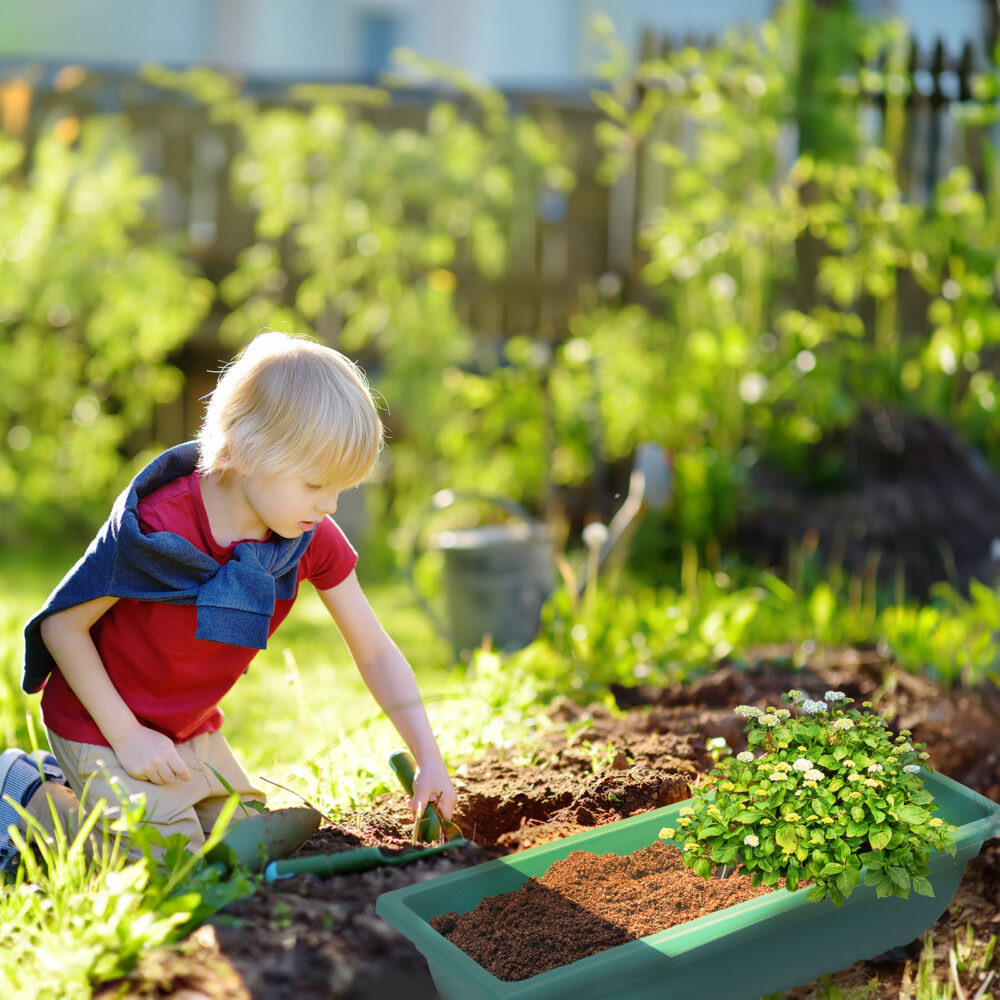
xmin=95 ymin=649 xmax=1000 ymax=1000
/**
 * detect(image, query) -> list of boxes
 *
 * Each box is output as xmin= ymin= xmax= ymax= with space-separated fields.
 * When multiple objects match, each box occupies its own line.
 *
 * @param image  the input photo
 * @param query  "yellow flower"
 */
xmin=679 ymin=807 xmax=695 ymax=817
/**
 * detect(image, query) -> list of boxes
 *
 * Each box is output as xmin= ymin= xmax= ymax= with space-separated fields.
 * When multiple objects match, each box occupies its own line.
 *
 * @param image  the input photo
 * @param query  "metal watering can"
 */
xmin=410 ymin=444 xmax=672 ymax=657
xmin=410 ymin=491 xmax=555 ymax=656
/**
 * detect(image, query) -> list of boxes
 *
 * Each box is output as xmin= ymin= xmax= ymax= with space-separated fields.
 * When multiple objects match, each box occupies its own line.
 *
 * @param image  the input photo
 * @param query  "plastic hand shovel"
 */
xmin=388 ymin=749 xmax=463 ymax=844
xmin=205 ymin=805 xmax=322 ymax=874
xmin=263 ymin=837 xmax=471 ymax=881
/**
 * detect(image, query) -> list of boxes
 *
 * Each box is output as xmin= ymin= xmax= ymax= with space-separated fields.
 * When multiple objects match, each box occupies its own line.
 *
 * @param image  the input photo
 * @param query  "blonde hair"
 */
xmin=198 ymin=332 xmax=384 ymax=489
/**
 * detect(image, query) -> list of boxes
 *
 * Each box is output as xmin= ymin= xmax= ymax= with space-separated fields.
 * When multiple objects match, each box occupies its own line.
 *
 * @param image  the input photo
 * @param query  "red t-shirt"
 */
xmin=41 ymin=471 xmax=358 ymax=746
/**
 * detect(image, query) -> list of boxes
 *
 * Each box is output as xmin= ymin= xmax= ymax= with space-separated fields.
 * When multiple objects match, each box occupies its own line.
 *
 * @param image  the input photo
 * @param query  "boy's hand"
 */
xmin=411 ymin=759 xmax=457 ymax=822
xmin=112 ymin=726 xmax=191 ymax=785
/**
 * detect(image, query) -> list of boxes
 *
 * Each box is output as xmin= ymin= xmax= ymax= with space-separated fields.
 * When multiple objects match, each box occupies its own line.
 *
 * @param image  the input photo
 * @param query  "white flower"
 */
xmin=802 ymin=699 xmax=828 ymax=715
xmin=582 ymin=522 xmax=609 ymax=550
xmin=768 ymin=770 xmax=787 ymax=781
xmin=898 ymin=742 xmax=913 ymax=753
xmin=903 ymin=764 xmax=921 ymax=774
xmin=775 ymin=709 xmax=791 ymax=720
xmin=847 ymin=773 xmax=863 ymax=782
xmin=825 ymin=690 xmax=848 ymax=702
xmin=759 ymin=714 xmax=779 ymax=727
xmin=743 ymin=834 xmax=760 ymax=847
xmin=865 ymin=778 xmax=879 ymax=788
xmin=832 ymin=718 xmax=854 ymax=731
xmin=735 ymin=705 xmax=762 ymax=718
xmin=793 ymin=758 xmax=814 ymax=772
xmin=867 ymin=764 xmax=883 ymax=773
xmin=736 ymin=751 xmax=755 ymax=763
xmin=804 ymin=768 xmax=824 ymax=782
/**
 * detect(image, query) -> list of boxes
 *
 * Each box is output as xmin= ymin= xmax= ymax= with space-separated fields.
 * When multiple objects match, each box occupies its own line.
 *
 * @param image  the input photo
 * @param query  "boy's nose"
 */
xmin=316 ymin=493 xmax=339 ymax=514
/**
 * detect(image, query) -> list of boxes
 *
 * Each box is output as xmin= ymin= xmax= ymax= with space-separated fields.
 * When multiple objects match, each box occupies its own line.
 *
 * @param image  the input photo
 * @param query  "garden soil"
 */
xmin=96 ymin=649 xmax=1000 ymax=1000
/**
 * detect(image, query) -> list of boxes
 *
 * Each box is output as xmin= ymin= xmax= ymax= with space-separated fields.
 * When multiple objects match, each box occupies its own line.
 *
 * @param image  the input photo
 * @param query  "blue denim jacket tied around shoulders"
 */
xmin=21 ymin=441 xmax=314 ymax=695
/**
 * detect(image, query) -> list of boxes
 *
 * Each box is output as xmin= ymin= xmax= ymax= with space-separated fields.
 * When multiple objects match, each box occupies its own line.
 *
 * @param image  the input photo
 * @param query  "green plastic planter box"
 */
xmin=376 ymin=770 xmax=1000 ymax=1000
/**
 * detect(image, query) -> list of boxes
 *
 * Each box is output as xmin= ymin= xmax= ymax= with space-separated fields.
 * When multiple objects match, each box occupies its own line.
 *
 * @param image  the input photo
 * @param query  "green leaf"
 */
xmin=775 ymin=825 xmax=798 ymax=851
xmin=847 ymin=821 xmax=868 ymax=838
xmin=897 ymin=805 xmax=928 ymax=825
xmin=868 ymin=826 xmax=892 ymax=850
xmin=820 ymin=862 xmax=844 ymax=876
xmin=911 ymin=876 xmax=935 ymax=897
xmin=887 ymin=866 xmax=910 ymax=890
xmin=590 ymin=89 xmax=629 ymax=124
xmin=806 ymin=884 xmax=828 ymax=903
xmin=697 ymin=825 xmax=725 ymax=838
xmin=836 ymin=869 xmax=859 ymax=897
xmin=693 ymin=858 xmax=712 ymax=880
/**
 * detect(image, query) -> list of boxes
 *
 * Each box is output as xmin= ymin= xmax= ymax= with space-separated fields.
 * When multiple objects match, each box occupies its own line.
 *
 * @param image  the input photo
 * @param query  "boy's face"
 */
xmin=238 ymin=468 xmax=341 ymax=539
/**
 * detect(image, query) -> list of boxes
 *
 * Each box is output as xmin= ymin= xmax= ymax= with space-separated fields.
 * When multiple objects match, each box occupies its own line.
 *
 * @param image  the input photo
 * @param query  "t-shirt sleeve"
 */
xmin=300 ymin=516 xmax=359 ymax=590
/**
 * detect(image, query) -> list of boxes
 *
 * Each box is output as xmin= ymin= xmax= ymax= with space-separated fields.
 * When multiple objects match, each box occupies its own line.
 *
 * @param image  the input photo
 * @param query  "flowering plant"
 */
xmin=659 ymin=689 xmax=956 ymax=906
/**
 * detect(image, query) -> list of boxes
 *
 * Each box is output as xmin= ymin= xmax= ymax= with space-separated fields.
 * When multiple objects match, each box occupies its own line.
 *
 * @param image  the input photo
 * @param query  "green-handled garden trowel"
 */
xmin=263 ymin=836 xmax=470 ymax=881
xmin=388 ymin=749 xmax=463 ymax=844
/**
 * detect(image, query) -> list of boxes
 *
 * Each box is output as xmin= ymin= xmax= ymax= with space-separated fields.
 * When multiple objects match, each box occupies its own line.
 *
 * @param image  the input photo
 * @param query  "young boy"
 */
xmin=4 ymin=332 xmax=456 ymax=869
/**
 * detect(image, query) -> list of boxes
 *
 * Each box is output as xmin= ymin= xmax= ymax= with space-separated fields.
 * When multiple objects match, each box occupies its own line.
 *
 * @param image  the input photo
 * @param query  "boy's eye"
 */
xmin=305 ymin=483 xmax=322 ymax=491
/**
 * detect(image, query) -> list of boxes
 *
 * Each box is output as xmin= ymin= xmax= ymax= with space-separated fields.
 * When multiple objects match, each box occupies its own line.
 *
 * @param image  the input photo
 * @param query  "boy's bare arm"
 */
xmin=317 ymin=572 xmax=457 ymax=822
xmin=39 ymin=598 xmax=191 ymax=785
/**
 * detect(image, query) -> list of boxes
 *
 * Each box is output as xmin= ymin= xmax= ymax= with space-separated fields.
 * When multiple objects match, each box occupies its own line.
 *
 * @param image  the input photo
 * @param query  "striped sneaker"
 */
xmin=0 ymin=749 xmax=68 ymax=878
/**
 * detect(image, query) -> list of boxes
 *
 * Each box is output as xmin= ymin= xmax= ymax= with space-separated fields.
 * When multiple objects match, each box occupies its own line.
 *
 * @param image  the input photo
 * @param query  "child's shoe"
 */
xmin=0 ymin=748 xmax=68 ymax=877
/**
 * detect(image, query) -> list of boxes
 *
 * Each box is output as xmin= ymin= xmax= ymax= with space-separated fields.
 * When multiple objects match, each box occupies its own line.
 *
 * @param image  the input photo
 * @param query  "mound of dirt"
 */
xmin=96 ymin=650 xmax=1000 ymax=1000
xmin=737 ymin=403 xmax=1000 ymax=599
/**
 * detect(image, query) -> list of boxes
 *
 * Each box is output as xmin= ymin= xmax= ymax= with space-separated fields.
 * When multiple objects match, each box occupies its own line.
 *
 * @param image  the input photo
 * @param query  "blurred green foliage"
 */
xmin=3 ymin=0 xmax=1000 ymax=563
xmin=0 ymin=117 xmax=212 ymax=534
xmin=575 ymin=4 xmax=1000 ymax=545
xmin=144 ymin=56 xmax=575 ymax=513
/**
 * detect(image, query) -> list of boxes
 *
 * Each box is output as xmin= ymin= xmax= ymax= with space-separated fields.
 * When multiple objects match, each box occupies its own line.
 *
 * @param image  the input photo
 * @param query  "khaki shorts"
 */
xmin=46 ymin=728 xmax=266 ymax=851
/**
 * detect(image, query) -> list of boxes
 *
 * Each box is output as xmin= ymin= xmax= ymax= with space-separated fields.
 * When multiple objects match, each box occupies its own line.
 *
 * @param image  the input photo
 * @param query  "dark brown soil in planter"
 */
xmin=431 ymin=841 xmax=774 ymax=981
xmin=95 ymin=649 xmax=1000 ymax=1000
